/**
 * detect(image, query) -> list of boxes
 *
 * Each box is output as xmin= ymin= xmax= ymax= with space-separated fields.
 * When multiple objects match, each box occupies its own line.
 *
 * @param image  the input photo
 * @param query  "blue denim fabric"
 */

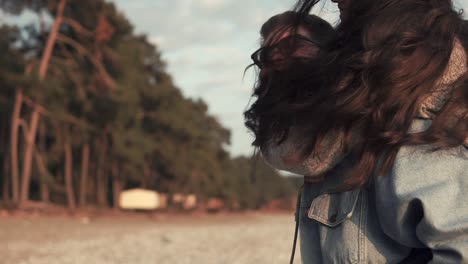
xmin=299 ymin=119 xmax=468 ymax=263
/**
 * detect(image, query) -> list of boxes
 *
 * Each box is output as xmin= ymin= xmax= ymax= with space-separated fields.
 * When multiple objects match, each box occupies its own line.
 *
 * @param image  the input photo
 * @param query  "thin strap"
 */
xmin=290 ymin=185 xmax=304 ymax=264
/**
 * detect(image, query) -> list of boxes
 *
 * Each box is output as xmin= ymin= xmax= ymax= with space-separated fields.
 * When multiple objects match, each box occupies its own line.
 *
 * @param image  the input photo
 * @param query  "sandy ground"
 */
xmin=0 ymin=212 xmax=301 ymax=264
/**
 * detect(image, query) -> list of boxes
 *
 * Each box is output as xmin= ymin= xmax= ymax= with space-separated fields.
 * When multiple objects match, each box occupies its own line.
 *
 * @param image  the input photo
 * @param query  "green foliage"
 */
xmin=0 ymin=0 xmax=295 ymax=209
xmin=0 ymin=26 xmax=26 ymax=98
xmin=223 ymin=155 xmax=296 ymax=209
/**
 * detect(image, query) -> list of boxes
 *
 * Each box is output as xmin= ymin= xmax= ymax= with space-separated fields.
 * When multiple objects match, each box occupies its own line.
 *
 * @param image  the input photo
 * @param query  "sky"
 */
xmin=3 ymin=0 xmax=467 ymax=157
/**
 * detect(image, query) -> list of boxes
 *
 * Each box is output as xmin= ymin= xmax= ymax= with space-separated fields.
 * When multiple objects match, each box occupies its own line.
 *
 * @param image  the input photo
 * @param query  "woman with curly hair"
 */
xmin=245 ymin=0 xmax=468 ymax=263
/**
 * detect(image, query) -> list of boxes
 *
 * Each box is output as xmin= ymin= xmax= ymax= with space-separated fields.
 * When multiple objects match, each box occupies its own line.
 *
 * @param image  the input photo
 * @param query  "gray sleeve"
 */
xmin=374 ymin=144 xmax=468 ymax=263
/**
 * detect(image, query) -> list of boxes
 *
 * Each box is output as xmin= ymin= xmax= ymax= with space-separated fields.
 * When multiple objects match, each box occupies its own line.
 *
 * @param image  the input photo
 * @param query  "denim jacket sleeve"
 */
xmin=374 ymin=143 xmax=468 ymax=263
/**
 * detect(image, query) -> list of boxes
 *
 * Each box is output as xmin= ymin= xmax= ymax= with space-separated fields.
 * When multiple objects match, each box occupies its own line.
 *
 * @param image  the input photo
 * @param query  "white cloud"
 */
xmin=199 ymin=0 xmax=230 ymax=10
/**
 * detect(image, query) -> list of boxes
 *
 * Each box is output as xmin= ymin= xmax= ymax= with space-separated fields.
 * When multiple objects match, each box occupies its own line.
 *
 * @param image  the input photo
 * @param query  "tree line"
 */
xmin=0 ymin=0 xmax=296 ymax=211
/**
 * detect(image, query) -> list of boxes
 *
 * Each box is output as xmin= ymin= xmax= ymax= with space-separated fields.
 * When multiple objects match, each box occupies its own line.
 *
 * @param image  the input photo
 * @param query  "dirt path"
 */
xmin=1 ymin=213 xmax=301 ymax=264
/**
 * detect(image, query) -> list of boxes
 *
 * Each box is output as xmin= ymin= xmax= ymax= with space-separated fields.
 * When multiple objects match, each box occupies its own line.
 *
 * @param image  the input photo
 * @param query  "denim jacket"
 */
xmin=297 ymin=119 xmax=468 ymax=263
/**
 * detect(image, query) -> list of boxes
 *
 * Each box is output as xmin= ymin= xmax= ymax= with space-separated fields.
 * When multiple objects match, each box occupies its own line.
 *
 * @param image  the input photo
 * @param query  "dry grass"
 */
xmin=1 ymin=212 xmax=301 ymax=264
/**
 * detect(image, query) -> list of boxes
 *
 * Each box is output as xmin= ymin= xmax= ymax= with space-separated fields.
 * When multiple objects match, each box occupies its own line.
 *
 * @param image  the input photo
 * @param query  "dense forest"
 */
xmin=0 ymin=0 xmax=298 ymax=211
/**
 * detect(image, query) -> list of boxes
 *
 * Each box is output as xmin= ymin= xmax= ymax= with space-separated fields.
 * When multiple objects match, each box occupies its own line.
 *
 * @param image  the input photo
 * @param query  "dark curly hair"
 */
xmin=245 ymin=0 xmax=468 ymax=188
xmin=245 ymin=11 xmax=337 ymax=148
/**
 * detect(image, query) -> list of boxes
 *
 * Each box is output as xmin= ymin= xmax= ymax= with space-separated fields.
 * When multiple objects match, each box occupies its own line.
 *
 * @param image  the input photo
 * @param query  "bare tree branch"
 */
xmin=56 ymin=34 xmax=116 ymax=90
xmin=38 ymin=0 xmax=67 ymax=80
xmin=62 ymin=17 xmax=94 ymax=37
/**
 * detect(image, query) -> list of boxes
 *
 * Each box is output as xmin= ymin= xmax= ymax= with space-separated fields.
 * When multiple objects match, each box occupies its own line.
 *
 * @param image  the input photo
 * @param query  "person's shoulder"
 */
xmin=373 ymin=118 xmax=466 ymax=196
xmin=373 ymin=137 xmax=468 ymax=262
xmin=377 ymin=139 xmax=467 ymax=201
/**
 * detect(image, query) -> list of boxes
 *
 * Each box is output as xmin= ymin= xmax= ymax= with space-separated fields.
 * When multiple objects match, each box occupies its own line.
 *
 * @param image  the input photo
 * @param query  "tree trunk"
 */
xmin=19 ymin=106 xmax=40 ymax=205
xmin=40 ymin=182 xmax=50 ymax=203
xmin=3 ymin=154 xmax=10 ymax=202
xmin=142 ymin=166 xmax=150 ymax=189
xmin=38 ymin=0 xmax=67 ymax=81
xmin=96 ymin=137 xmax=108 ymax=207
xmin=87 ymin=161 xmax=96 ymax=203
xmin=64 ymin=127 xmax=76 ymax=211
xmin=34 ymin=4 xmax=66 ymax=205
xmin=96 ymin=171 xmax=108 ymax=207
xmin=112 ymin=163 xmax=121 ymax=210
xmin=37 ymin=123 xmax=49 ymax=203
xmin=10 ymin=90 xmax=22 ymax=204
xmin=79 ymin=143 xmax=90 ymax=207
xmin=1 ymin=101 xmax=10 ymax=202
xmin=35 ymin=151 xmax=50 ymax=203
